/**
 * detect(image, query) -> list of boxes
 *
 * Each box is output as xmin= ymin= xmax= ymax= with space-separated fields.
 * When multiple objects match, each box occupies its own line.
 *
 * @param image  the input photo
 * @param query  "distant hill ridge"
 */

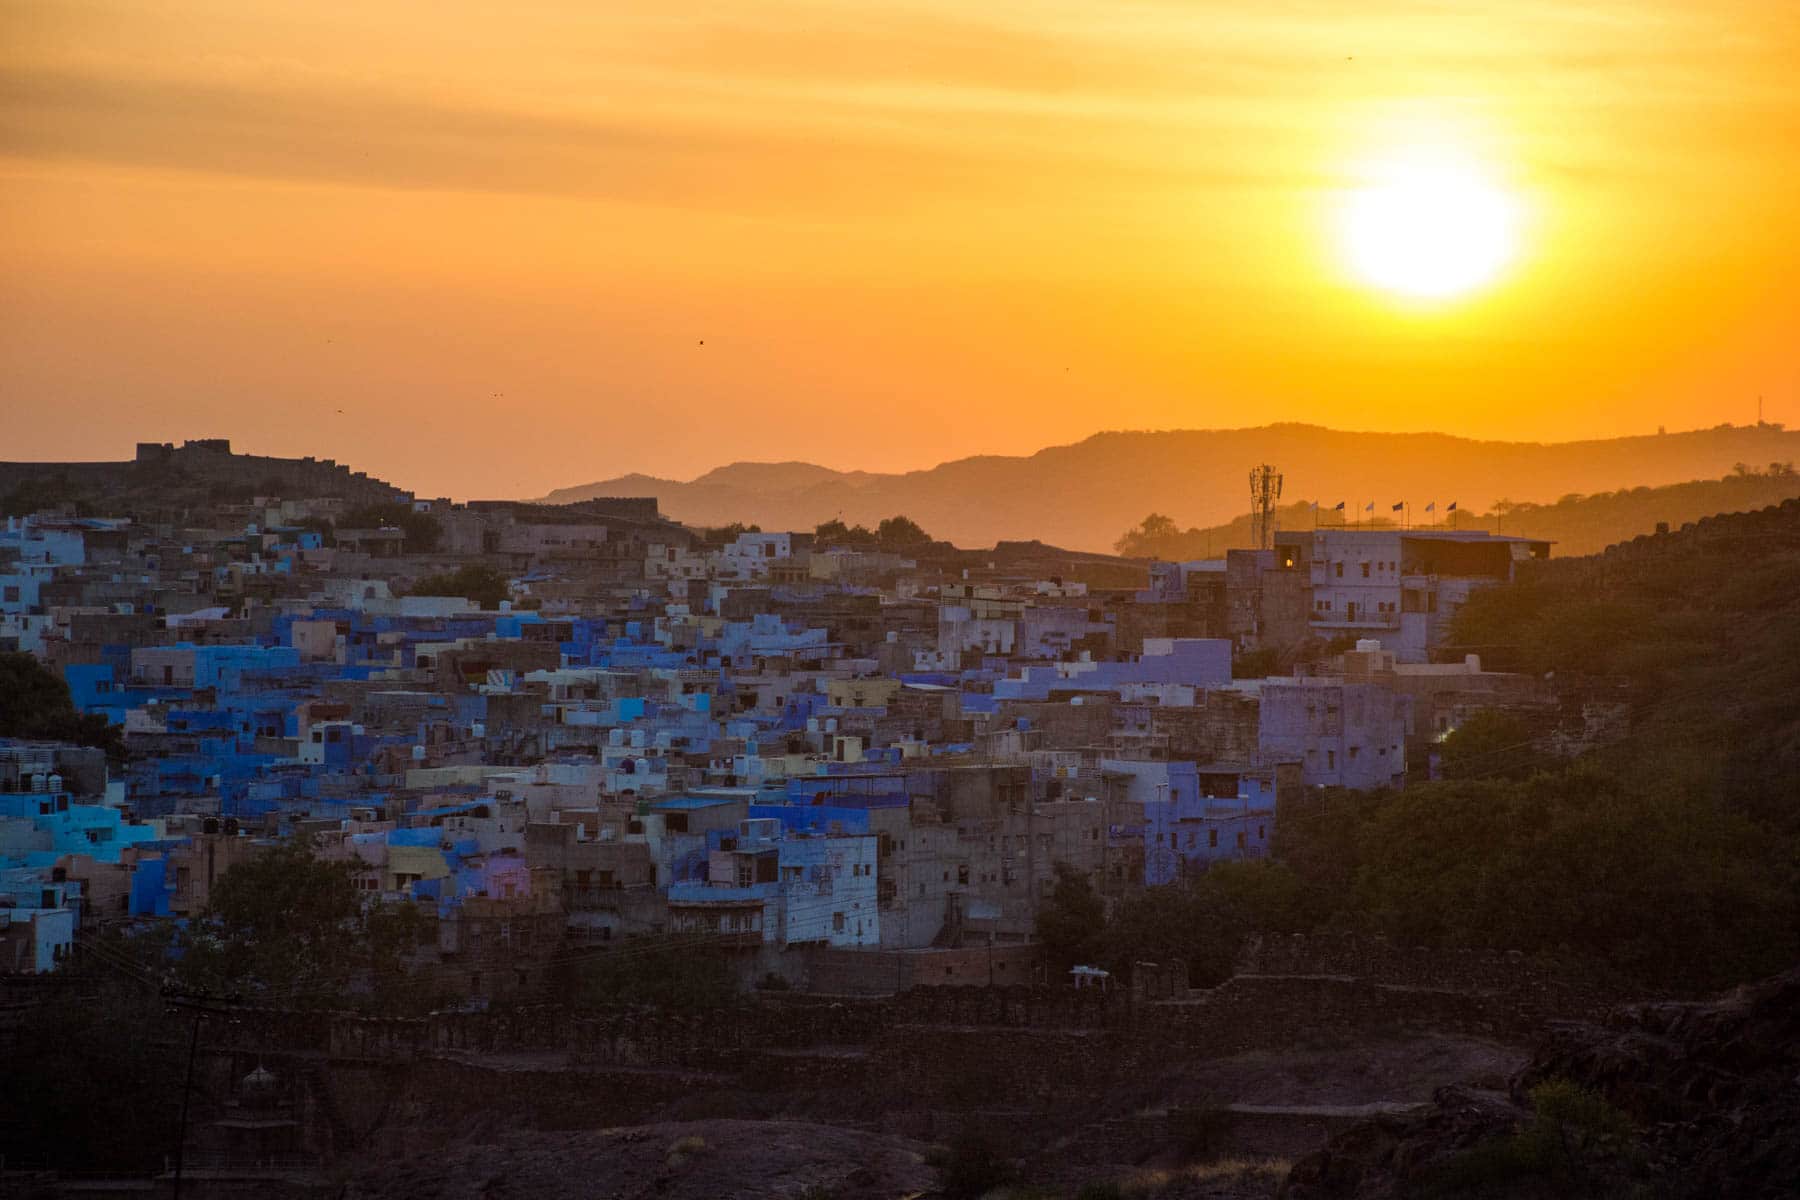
xmin=539 ymin=423 xmax=1800 ymax=551
xmin=1119 ymin=469 xmax=1800 ymax=559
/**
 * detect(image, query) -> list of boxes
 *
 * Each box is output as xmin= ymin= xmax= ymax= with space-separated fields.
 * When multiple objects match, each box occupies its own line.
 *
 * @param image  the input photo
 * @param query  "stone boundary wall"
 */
xmin=1234 ymin=931 xmax=1612 ymax=995
xmin=202 ymin=940 xmax=1617 ymax=1071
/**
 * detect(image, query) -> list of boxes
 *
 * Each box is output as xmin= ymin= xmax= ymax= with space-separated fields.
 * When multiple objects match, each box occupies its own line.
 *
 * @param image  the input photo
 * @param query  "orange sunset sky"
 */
xmin=2 ymin=0 xmax=1798 ymax=500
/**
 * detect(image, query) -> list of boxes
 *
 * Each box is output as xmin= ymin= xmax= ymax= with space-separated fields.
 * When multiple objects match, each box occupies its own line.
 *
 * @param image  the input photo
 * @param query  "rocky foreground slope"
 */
xmin=1284 ymin=967 xmax=1800 ymax=1199
xmin=348 ymin=1119 xmax=935 ymax=1200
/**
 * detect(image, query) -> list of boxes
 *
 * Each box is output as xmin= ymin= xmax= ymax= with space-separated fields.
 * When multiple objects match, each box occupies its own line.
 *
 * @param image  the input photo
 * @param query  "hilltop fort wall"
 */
xmin=0 ymin=438 xmax=409 ymax=506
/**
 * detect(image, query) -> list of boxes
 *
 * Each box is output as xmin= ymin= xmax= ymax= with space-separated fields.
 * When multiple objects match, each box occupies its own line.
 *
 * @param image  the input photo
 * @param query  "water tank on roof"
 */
xmin=47 ymin=774 xmax=63 ymax=794
xmin=412 ymin=745 xmax=427 ymax=761
xmin=28 ymin=774 xmax=46 ymax=793
xmin=1356 ymin=639 xmax=1382 ymax=652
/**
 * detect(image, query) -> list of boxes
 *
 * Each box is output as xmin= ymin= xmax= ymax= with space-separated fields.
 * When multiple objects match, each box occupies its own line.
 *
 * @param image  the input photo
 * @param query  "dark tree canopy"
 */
xmin=1034 ymin=863 xmax=1105 ymax=974
xmin=339 ymin=501 xmax=442 ymax=552
xmin=876 ymin=515 xmax=932 ymax=546
xmin=409 ymin=563 xmax=510 ymax=609
xmin=814 ymin=518 xmax=877 ymax=547
xmin=0 ymin=652 xmax=126 ymax=761
xmin=180 ymin=837 xmax=438 ymax=1011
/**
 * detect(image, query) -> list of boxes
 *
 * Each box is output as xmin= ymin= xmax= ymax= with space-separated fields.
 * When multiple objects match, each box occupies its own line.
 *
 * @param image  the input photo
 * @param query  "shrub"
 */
xmin=937 ymin=1127 xmax=1017 ymax=1199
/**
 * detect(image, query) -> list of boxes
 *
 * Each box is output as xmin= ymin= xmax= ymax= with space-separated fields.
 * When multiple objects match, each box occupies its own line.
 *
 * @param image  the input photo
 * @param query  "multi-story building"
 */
xmin=1280 ymin=528 xmax=1551 ymax=662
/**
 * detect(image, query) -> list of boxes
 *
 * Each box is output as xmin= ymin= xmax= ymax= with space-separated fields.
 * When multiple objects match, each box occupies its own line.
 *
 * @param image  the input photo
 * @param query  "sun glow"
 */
xmin=1337 ymin=148 xmax=1523 ymax=302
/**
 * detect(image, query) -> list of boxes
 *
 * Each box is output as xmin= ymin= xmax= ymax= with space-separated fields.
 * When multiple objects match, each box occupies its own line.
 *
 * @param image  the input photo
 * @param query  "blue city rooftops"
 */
xmin=651 ymin=794 xmax=745 ymax=811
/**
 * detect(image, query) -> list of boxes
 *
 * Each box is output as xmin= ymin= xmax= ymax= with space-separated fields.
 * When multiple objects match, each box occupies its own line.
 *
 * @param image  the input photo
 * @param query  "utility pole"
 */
xmin=163 ymin=987 xmax=235 ymax=1199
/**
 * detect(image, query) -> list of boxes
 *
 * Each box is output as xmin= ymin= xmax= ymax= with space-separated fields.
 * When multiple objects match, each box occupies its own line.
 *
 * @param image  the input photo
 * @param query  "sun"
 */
xmin=1336 ymin=149 xmax=1522 ymax=301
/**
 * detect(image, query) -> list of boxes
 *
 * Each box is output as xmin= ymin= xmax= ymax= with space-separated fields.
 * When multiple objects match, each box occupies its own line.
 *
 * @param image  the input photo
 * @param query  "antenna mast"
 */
xmin=1249 ymin=463 xmax=1283 ymax=551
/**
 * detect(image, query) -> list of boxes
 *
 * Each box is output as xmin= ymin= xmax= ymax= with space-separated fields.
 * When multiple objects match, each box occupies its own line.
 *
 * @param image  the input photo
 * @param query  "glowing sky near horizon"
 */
xmin=2 ymin=0 xmax=1798 ymax=498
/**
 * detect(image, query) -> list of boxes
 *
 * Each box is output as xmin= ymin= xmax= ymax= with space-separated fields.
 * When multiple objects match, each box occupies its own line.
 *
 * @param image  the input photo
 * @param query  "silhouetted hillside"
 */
xmin=1116 ymin=467 xmax=1800 ymax=558
xmin=0 ymin=438 xmax=408 ymax=519
xmin=538 ymin=423 xmax=1800 ymax=551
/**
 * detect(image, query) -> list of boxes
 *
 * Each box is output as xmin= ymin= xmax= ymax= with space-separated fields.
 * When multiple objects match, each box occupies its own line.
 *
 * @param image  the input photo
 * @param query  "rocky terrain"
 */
xmin=341 ymin=969 xmax=1800 ymax=1200
xmin=347 ymin=1119 xmax=936 ymax=1200
xmin=1284 ymin=967 xmax=1800 ymax=1198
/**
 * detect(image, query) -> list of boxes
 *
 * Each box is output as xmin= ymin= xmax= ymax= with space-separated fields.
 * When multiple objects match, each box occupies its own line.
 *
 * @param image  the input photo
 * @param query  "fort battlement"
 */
xmin=2 ymin=440 xmax=410 ymax=510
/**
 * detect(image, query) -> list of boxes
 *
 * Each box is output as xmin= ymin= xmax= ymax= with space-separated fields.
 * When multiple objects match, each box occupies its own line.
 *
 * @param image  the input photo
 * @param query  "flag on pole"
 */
xmin=1333 ymin=501 xmax=1346 ymax=511
xmin=1425 ymin=501 xmax=1436 ymax=513
xmin=1391 ymin=501 xmax=1404 ymax=512
xmin=1363 ymin=502 xmax=1374 ymax=513
xmin=1447 ymin=501 xmax=1457 ymax=511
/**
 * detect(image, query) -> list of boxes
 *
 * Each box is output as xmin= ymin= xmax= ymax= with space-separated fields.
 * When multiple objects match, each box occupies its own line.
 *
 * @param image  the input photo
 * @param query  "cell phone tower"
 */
xmin=1249 ymin=464 xmax=1283 ymax=551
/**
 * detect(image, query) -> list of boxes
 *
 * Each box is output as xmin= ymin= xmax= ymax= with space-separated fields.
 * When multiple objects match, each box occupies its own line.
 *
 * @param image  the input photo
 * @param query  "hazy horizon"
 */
xmin=5 ymin=417 xmax=1794 ymax=503
xmin=5 ymin=1 xmax=1799 ymax=499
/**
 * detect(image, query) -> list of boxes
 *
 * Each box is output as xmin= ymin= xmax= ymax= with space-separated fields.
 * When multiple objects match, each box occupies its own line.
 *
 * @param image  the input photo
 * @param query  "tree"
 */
xmin=0 ymin=652 xmax=126 ymax=761
xmin=702 ymin=522 xmax=761 ymax=544
xmin=165 ymin=838 xmax=447 ymax=1011
xmin=1099 ymin=861 xmax=1316 ymax=986
xmin=1114 ymin=513 xmax=1181 ymax=556
xmin=1035 ymin=863 xmax=1105 ymax=974
xmin=1437 ymin=709 xmax=1545 ymax=781
xmin=409 ymin=563 xmax=510 ymax=609
xmin=814 ymin=518 xmax=877 ymax=547
xmin=339 ymin=501 xmax=442 ymax=552
xmin=180 ymin=836 xmax=363 ymax=1002
xmin=549 ymin=935 xmax=738 ymax=1010
xmin=0 ymin=976 xmax=184 ymax=1171
xmin=296 ymin=514 xmax=336 ymax=544
xmin=876 ymin=515 xmax=931 ymax=547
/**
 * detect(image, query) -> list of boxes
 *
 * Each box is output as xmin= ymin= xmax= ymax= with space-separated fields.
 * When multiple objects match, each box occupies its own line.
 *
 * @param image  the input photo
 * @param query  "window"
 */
xmin=1361 ymin=562 xmax=1370 ymax=578
xmin=2 ymin=586 xmax=18 ymax=603
xmin=1236 ymin=831 xmax=1247 ymax=849
xmin=833 ymin=912 xmax=845 ymax=932
xmin=1334 ymin=562 xmax=1344 ymax=578
xmin=1327 ymin=749 xmax=1336 ymax=769
xmin=957 ymin=864 xmax=969 ymax=885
